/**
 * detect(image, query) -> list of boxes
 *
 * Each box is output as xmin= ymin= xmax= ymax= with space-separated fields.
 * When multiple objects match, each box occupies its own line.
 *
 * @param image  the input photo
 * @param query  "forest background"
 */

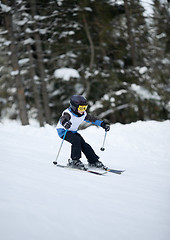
xmin=0 ymin=0 xmax=169 ymax=127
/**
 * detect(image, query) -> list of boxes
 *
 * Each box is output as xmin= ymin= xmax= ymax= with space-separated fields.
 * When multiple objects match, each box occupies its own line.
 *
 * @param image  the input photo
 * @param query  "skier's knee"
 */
xmin=72 ymin=134 xmax=81 ymax=146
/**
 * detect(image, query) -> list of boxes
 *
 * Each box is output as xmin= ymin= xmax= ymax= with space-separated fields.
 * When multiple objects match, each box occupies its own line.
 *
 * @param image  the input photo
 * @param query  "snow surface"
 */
xmin=0 ymin=2 xmax=11 ymax=13
xmin=131 ymin=84 xmax=161 ymax=100
xmin=0 ymin=120 xmax=170 ymax=240
xmin=140 ymin=0 xmax=154 ymax=17
xmin=54 ymin=68 xmax=80 ymax=81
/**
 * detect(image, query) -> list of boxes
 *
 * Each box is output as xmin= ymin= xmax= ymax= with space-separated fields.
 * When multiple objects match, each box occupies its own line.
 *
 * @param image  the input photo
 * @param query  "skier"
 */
xmin=56 ymin=95 xmax=110 ymax=170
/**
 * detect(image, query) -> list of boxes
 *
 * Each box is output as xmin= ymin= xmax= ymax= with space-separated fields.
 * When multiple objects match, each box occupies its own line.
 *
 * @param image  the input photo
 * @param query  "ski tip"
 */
xmin=107 ymin=169 xmax=125 ymax=174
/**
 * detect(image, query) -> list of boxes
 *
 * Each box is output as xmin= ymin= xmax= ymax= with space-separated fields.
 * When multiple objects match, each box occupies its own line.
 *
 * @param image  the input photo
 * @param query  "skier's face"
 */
xmin=78 ymin=110 xmax=84 ymax=114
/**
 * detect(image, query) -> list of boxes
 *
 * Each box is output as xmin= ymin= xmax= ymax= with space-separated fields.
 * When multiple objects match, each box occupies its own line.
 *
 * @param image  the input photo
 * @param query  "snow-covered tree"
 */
xmin=0 ymin=0 xmax=169 ymax=124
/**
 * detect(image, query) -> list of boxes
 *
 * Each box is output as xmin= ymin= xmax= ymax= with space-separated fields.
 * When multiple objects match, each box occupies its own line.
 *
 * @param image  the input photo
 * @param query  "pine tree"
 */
xmin=148 ymin=0 xmax=170 ymax=119
xmin=0 ymin=0 xmax=169 ymax=124
xmin=1 ymin=0 xmax=29 ymax=125
xmin=29 ymin=0 xmax=52 ymax=124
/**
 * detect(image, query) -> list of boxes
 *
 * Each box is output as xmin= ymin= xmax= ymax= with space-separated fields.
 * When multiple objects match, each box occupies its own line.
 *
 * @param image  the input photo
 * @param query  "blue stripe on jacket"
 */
xmin=84 ymin=119 xmax=102 ymax=126
xmin=57 ymin=128 xmax=77 ymax=138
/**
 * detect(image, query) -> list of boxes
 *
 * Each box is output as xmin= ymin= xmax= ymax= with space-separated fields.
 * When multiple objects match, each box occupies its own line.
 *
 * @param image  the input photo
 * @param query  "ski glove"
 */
xmin=101 ymin=121 xmax=110 ymax=131
xmin=63 ymin=120 xmax=72 ymax=129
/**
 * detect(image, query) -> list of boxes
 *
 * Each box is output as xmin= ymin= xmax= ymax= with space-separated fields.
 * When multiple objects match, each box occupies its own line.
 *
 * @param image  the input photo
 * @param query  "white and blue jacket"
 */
xmin=56 ymin=107 xmax=103 ymax=137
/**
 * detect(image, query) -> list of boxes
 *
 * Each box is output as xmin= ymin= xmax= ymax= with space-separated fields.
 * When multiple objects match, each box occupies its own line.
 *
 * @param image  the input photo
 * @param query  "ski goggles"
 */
xmin=78 ymin=105 xmax=88 ymax=112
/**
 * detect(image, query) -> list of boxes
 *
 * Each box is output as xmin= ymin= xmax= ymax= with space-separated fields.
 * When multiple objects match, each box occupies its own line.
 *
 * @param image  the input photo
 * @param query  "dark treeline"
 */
xmin=0 ymin=0 xmax=169 ymax=126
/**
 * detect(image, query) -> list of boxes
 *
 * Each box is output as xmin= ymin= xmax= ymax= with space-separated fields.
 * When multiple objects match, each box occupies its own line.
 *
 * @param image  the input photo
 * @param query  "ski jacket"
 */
xmin=56 ymin=107 xmax=103 ymax=137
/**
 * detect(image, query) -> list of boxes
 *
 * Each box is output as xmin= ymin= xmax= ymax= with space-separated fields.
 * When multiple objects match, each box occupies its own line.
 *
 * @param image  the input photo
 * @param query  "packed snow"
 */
xmin=0 ymin=120 xmax=170 ymax=240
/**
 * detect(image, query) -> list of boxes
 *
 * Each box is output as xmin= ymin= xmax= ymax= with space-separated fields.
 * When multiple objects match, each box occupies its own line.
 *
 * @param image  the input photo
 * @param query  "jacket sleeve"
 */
xmin=84 ymin=114 xmax=103 ymax=127
xmin=59 ymin=112 xmax=71 ymax=125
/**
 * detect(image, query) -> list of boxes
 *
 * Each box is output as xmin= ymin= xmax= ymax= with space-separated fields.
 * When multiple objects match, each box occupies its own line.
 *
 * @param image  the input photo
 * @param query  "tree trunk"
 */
xmin=29 ymin=0 xmax=52 ymax=124
xmin=124 ymin=0 xmax=137 ymax=67
xmin=82 ymin=13 xmax=95 ymax=98
xmin=2 ymin=0 xmax=29 ymax=125
xmin=24 ymin=25 xmax=44 ymax=127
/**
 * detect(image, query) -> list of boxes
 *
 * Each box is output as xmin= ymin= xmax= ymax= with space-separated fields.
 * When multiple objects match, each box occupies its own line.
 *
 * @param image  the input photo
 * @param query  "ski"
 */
xmin=106 ymin=168 xmax=125 ymax=174
xmin=53 ymin=163 xmax=107 ymax=176
xmin=87 ymin=165 xmax=125 ymax=175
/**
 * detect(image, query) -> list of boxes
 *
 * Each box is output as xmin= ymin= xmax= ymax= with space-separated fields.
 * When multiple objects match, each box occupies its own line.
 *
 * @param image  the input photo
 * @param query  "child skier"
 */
xmin=56 ymin=95 xmax=110 ymax=170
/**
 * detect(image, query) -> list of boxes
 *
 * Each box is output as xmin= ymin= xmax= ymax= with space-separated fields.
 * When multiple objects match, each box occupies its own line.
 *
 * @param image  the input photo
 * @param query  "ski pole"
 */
xmin=100 ymin=130 xmax=107 ymax=151
xmin=53 ymin=130 xmax=68 ymax=165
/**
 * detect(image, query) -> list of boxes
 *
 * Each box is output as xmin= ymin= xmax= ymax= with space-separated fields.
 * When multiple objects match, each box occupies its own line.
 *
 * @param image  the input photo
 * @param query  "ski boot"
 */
xmin=68 ymin=159 xmax=88 ymax=170
xmin=88 ymin=160 xmax=108 ymax=170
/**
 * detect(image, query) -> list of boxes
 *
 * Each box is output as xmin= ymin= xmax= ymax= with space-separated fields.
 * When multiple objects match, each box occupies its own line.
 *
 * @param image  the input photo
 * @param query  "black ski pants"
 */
xmin=63 ymin=131 xmax=99 ymax=163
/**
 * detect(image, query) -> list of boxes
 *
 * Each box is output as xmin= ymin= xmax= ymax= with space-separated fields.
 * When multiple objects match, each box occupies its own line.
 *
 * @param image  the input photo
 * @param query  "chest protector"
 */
xmin=57 ymin=108 xmax=87 ymax=132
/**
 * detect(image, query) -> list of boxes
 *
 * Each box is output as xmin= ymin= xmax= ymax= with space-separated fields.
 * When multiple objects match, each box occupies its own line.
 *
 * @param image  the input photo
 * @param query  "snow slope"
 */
xmin=0 ymin=120 xmax=170 ymax=240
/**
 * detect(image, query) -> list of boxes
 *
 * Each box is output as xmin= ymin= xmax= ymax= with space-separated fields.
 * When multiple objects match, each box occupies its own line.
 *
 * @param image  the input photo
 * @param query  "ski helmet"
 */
xmin=70 ymin=95 xmax=87 ymax=112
